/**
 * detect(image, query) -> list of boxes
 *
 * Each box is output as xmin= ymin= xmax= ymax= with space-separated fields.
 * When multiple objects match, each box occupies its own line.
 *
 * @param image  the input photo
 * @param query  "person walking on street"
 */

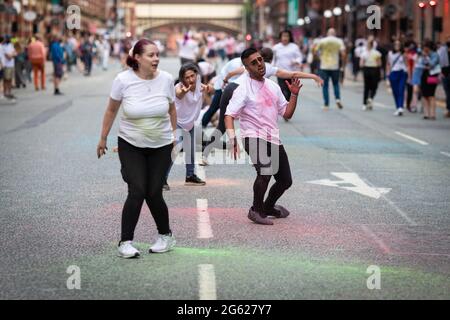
xmin=97 ymin=39 xmax=177 ymax=258
xmin=387 ymin=40 xmax=408 ymax=116
xmin=1 ymin=35 xmax=17 ymax=101
xmin=360 ymin=36 xmax=382 ymax=111
xmin=27 ymin=35 xmax=46 ymax=91
xmin=438 ymin=36 xmax=450 ymax=118
xmin=315 ymin=28 xmax=346 ymax=110
xmin=49 ymin=35 xmax=65 ymax=95
xmin=419 ymin=41 xmax=441 ymax=120
xmin=273 ymin=30 xmax=303 ymax=102
xmin=224 ymin=48 xmax=303 ymax=225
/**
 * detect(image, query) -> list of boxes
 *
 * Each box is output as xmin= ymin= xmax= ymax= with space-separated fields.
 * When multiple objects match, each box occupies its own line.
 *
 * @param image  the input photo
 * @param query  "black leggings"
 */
xmin=243 ymin=138 xmax=292 ymax=213
xmin=118 ymin=137 xmax=173 ymax=241
xmin=363 ymin=67 xmax=380 ymax=104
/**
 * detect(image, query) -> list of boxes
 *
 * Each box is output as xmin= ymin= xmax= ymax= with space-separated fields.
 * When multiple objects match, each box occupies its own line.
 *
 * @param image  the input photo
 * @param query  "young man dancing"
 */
xmin=224 ymin=48 xmax=302 ymax=225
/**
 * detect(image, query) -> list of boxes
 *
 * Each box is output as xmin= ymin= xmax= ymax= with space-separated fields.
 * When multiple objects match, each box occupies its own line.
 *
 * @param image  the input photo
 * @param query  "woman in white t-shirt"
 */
xmin=97 ymin=39 xmax=177 ymax=258
xmin=273 ymin=30 xmax=303 ymax=101
xmin=387 ymin=40 xmax=408 ymax=116
xmin=166 ymin=63 xmax=213 ymax=188
xmin=360 ymin=37 xmax=382 ymax=110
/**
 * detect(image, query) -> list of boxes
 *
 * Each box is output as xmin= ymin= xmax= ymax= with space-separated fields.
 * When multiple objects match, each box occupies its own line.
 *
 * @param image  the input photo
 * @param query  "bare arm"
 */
xmin=223 ymin=66 xmax=245 ymax=85
xmin=97 ymin=98 xmax=121 ymax=158
xmin=225 ymin=115 xmax=240 ymax=159
xmin=283 ymin=78 xmax=303 ymax=120
xmin=168 ymin=101 xmax=177 ymax=139
xmin=175 ymin=84 xmax=191 ymax=100
xmin=276 ymin=69 xmax=323 ymax=86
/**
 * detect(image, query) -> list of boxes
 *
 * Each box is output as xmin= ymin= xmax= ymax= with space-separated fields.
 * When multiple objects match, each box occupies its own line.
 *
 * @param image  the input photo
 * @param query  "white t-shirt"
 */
xmin=110 ymin=69 xmax=175 ymax=148
xmin=214 ymin=57 xmax=243 ymax=90
xmin=198 ymin=61 xmax=215 ymax=77
xmin=2 ymin=43 xmax=16 ymax=68
xmin=388 ymin=51 xmax=407 ymax=72
xmin=175 ymin=75 xmax=203 ymax=131
xmin=225 ymin=73 xmax=288 ymax=145
xmin=178 ymin=39 xmax=198 ymax=61
xmin=361 ymin=48 xmax=382 ymax=68
xmin=273 ymin=42 xmax=302 ymax=71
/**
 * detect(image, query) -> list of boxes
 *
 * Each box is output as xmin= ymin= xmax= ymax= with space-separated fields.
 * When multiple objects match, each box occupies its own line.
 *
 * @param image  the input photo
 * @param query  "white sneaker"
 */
xmin=394 ymin=108 xmax=404 ymax=116
xmin=367 ymin=99 xmax=373 ymax=110
xmin=118 ymin=241 xmax=140 ymax=258
xmin=149 ymin=233 xmax=176 ymax=253
xmin=199 ymin=156 xmax=209 ymax=166
xmin=362 ymin=105 xmax=368 ymax=111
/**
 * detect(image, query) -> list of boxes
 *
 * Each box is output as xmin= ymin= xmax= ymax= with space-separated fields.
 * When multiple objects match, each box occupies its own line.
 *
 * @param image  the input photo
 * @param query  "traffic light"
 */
xmin=429 ymin=0 xmax=437 ymax=6
xmin=418 ymin=1 xmax=426 ymax=8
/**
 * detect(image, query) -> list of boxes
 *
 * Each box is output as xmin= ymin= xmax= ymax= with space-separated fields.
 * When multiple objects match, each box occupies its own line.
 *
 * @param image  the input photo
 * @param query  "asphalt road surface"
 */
xmin=1 ymin=57 xmax=449 ymax=300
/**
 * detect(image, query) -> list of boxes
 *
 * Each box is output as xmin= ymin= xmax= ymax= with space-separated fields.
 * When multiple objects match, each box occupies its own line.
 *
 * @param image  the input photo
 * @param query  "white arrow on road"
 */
xmin=307 ymin=172 xmax=391 ymax=199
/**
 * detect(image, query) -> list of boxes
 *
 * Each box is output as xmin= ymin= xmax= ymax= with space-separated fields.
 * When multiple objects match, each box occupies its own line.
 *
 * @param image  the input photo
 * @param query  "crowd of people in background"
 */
xmin=0 ymin=31 xmax=134 ymax=102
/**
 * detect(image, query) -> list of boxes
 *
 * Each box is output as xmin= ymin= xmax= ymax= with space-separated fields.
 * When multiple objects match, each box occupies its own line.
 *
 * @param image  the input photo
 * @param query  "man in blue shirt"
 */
xmin=49 ymin=35 xmax=65 ymax=95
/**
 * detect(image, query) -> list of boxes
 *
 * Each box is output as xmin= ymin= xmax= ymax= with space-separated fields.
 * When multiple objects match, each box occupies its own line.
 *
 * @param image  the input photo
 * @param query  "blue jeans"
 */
xmin=201 ymin=89 xmax=222 ymax=127
xmin=389 ymin=70 xmax=408 ymax=109
xmin=319 ymin=69 xmax=341 ymax=106
xmin=166 ymin=125 xmax=195 ymax=180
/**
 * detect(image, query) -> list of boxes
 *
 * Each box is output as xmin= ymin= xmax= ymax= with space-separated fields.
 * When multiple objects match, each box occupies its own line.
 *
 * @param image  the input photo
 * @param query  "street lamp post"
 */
xmin=418 ymin=1 xmax=426 ymax=44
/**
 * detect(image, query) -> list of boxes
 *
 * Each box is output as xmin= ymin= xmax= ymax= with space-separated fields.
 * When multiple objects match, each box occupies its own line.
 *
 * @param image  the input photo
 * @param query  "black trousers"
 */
xmin=204 ymin=83 xmax=239 ymax=153
xmin=363 ymin=67 xmax=380 ymax=105
xmin=118 ymin=137 xmax=173 ymax=241
xmin=243 ymin=138 xmax=292 ymax=213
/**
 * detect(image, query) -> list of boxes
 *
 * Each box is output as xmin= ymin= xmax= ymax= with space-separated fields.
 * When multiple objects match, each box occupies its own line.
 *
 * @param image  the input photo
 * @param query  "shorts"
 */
xmin=3 ymin=67 xmax=14 ymax=81
xmin=53 ymin=63 xmax=64 ymax=78
xmin=411 ymin=68 xmax=423 ymax=86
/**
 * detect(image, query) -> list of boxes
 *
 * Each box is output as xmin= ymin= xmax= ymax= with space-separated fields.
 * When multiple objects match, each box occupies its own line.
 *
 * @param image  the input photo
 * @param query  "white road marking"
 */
xmin=373 ymin=102 xmax=391 ymax=109
xmin=197 ymin=199 xmax=213 ymax=239
xmin=360 ymin=225 xmax=392 ymax=254
xmin=337 ymin=163 xmax=417 ymax=226
xmin=198 ymin=264 xmax=217 ymax=300
xmin=307 ymin=172 xmax=391 ymax=199
xmin=395 ymin=131 xmax=429 ymax=146
xmin=440 ymin=151 xmax=450 ymax=158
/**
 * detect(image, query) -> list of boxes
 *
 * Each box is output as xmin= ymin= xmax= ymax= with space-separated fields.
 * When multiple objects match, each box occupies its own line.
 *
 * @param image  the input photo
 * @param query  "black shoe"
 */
xmin=185 ymin=174 xmax=206 ymax=186
xmin=248 ymin=207 xmax=273 ymax=225
xmin=54 ymin=89 xmax=63 ymax=95
xmin=264 ymin=205 xmax=290 ymax=218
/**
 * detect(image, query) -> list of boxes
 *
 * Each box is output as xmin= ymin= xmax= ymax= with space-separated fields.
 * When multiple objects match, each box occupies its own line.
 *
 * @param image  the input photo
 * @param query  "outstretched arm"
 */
xmin=276 ymin=68 xmax=323 ymax=86
xmin=283 ymin=78 xmax=303 ymax=120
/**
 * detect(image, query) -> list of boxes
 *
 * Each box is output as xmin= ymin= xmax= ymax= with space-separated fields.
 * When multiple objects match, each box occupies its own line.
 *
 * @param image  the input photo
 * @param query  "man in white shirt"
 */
xmin=1 ymin=35 xmax=17 ymax=101
xmin=224 ymin=48 xmax=302 ymax=225
xmin=315 ymin=28 xmax=346 ymax=110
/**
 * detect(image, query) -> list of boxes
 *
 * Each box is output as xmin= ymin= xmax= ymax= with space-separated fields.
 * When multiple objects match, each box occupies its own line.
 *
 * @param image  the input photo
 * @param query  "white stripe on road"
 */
xmin=197 ymin=199 xmax=213 ymax=239
xmin=373 ymin=102 xmax=391 ymax=110
xmin=395 ymin=131 xmax=429 ymax=146
xmin=441 ymin=151 xmax=450 ymax=158
xmin=198 ymin=264 xmax=217 ymax=300
xmin=360 ymin=225 xmax=392 ymax=254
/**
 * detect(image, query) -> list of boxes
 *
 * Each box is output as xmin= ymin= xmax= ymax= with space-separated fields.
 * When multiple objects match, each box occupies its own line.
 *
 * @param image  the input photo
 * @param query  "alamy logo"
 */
xmin=366 ymin=265 xmax=381 ymax=290
xmin=366 ymin=5 xmax=381 ymax=30
xmin=66 ymin=265 xmax=81 ymax=290
xmin=66 ymin=5 xmax=81 ymax=30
